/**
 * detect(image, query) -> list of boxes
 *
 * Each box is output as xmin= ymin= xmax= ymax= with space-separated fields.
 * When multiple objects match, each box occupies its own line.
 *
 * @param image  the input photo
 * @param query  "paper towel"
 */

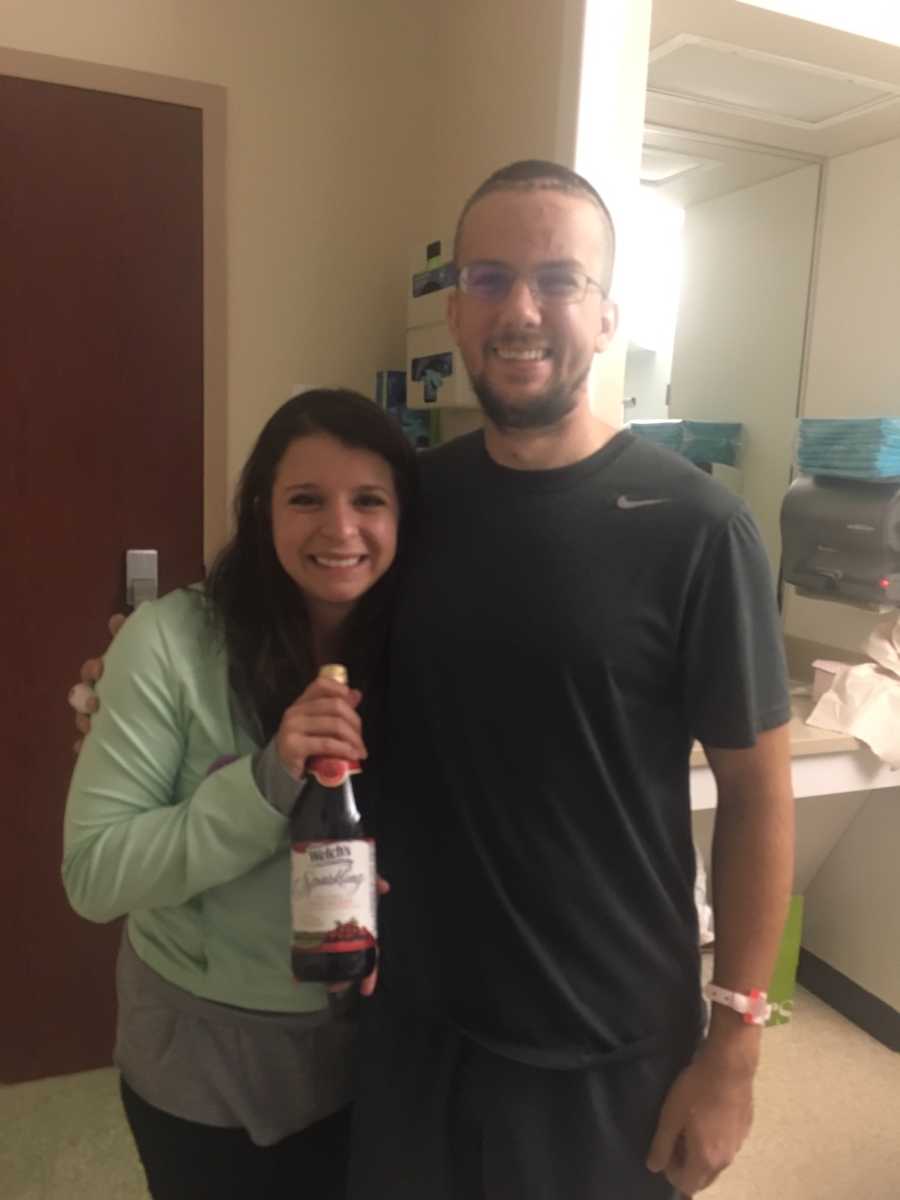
xmin=806 ymin=612 xmax=900 ymax=767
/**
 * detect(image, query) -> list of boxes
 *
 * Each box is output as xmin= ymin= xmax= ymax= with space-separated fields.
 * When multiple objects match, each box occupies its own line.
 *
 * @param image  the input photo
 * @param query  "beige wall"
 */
xmin=422 ymin=0 xmax=654 ymax=430
xmin=576 ymin=0 xmax=653 ymax=425
xmin=668 ymin=165 xmax=820 ymax=572
xmin=405 ymin=0 xmax=581 ymax=445
xmin=802 ymin=790 xmax=900 ymax=1010
xmin=2 ymin=0 xmax=600 ymax=537
xmin=423 ymin=0 xmax=569 ymax=237
xmin=4 ymin=0 xmax=660 ymax=536
xmin=1 ymin=0 xmax=432 ymax=516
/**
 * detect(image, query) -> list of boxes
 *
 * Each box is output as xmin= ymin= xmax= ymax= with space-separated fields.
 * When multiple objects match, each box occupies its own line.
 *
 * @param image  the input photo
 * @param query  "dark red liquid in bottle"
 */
xmin=289 ymin=667 xmax=377 ymax=984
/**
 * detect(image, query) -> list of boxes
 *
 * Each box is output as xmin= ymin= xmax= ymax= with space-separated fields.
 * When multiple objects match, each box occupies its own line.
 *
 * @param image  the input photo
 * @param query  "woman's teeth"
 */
xmin=311 ymin=555 xmax=365 ymax=567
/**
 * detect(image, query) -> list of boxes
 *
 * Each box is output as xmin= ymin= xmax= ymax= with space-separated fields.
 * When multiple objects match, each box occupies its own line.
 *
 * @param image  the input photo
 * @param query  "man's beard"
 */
xmin=469 ymin=365 xmax=590 ymax=431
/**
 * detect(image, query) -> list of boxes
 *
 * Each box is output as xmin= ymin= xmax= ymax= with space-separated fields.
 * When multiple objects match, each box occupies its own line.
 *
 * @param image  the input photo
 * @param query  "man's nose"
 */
xmin=498 ymin=276 xmax=543 ymax=326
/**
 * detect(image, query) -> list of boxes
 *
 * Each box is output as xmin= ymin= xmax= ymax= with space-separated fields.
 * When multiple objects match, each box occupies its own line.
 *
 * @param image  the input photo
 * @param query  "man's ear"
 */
xmin=446 ymin=288 xmax=460 ymax=345
xmin=595 ymin=300 xmax=619 ymax=353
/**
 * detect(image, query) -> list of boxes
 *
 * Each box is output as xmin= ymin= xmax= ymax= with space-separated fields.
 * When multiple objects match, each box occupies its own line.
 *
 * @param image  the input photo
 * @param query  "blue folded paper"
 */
xmin=629 ymin=419 xmax=743 ymax=467
xmin=796 ymin=418 xmax=900 ymax=480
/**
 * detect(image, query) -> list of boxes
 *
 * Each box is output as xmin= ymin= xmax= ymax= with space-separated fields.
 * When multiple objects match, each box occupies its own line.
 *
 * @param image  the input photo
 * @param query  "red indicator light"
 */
xmin=880 ymin=578 xmax=890 ymax=590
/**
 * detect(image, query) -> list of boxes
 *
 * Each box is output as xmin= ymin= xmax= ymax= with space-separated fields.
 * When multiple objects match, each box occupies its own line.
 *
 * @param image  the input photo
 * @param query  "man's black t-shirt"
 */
xmin=377 ymin=430 xmax=790 ymax=1068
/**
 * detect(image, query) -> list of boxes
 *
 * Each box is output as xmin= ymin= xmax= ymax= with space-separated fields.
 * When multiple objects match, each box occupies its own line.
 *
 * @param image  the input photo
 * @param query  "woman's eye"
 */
xmin=355 ymin=494 xmax=386 ymax=509
xmin=288 ymin=493 xmax=319 ymax=507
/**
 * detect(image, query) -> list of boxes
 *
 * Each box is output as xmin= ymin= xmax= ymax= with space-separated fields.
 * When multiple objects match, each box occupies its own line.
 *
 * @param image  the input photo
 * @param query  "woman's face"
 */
xmin=271 ymin=433 xmax=400 ymax=622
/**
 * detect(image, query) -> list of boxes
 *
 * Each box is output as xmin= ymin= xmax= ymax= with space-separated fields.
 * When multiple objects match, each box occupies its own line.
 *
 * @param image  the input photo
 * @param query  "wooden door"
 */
xmin=1 ymin=73 xmax=205 ymax=1082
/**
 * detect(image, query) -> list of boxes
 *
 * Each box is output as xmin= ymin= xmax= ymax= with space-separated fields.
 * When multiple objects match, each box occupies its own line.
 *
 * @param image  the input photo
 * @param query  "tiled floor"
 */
xmin=705 ymin=988 xmax=900 ymax=1200
xmin=0 ymin=1062 xmax=147 ymax=1200
xmin=1 ymin=988 xmax=897 ymax=1199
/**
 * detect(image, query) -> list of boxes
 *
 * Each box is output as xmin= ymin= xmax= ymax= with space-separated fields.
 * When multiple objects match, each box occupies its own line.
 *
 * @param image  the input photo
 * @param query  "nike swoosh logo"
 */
xmin=616 ymin=495 xmax=671 ymax=510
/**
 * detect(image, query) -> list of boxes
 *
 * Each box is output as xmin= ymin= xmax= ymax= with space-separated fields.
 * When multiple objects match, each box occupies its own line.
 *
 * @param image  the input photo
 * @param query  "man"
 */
xmin=75 ymin=161 xmax=794 ymax=1198
xmin=347 ymin=161 xmax=794 ymax=1199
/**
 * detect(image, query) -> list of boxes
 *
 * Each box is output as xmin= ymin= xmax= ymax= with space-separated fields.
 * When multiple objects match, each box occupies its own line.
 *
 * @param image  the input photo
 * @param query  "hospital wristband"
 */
xmin=705 ymin=983 xmax=771 ymax=1026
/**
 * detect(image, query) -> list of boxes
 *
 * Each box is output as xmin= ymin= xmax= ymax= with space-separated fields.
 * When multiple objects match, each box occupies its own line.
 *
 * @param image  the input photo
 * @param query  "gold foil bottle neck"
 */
xmin=319 ymin=663 xmax=348 ymax=685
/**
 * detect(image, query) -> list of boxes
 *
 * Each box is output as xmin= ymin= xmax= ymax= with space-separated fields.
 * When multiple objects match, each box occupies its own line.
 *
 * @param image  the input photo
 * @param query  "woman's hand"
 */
xmin=276 ymin=676 xmax=367 ymax=780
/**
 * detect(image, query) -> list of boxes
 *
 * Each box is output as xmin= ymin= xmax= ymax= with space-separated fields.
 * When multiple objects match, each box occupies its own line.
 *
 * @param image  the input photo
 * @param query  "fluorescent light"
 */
xmin=737 ymin=1 xmax=900 ymax=47
xmin=624 ymin=190 xmax=684 ymax=353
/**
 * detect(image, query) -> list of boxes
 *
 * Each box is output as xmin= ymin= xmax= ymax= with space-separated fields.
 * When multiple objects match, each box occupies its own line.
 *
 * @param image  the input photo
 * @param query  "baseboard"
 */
xmin=798 ymin=948 xmax=899 ymax=1052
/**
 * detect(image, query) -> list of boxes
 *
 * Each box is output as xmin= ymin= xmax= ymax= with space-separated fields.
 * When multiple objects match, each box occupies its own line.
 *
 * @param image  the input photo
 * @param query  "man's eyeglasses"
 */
xmin=456 ymin=261 xmax=605 ymax=305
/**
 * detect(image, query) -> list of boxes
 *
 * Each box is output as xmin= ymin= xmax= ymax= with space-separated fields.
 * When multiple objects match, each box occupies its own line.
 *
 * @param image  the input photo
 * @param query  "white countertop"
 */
xmin=689 ymin=694 xmax=858 ymax=769
xmin=689 ymin=693 xmax=898 ymax=810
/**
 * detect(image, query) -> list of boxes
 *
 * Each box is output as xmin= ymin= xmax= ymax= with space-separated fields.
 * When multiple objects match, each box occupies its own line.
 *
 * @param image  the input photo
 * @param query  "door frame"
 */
xmin=0 ymin=45 xmax=228 ymax=563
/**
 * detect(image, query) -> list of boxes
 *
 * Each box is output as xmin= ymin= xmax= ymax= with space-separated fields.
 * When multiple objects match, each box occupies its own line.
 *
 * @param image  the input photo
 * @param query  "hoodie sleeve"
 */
xmin=62 ymin=599 xmax=289 ymax=923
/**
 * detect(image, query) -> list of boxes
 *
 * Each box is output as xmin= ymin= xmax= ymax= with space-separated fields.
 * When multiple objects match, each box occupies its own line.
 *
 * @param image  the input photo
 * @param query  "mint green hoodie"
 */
xmin=63 ymin=588 xmax=327 ymax=1014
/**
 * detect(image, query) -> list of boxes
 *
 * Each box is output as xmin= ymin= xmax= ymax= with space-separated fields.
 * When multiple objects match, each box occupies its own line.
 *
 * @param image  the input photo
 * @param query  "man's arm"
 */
xmin=647 ymin=721 xmax=794 ymax=1194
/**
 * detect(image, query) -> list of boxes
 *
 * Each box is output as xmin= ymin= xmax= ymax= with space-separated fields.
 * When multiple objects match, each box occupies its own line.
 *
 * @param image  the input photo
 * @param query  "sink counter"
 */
xmin=690 ymin=694 xmax=898 ymax=810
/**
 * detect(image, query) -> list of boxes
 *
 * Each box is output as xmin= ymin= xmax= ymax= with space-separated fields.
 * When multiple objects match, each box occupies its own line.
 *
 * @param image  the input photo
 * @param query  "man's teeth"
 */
xmin=312 ymin=555 xmax=364 ymax=567
xmin=494 ymin=347 xmax=548 ymax=361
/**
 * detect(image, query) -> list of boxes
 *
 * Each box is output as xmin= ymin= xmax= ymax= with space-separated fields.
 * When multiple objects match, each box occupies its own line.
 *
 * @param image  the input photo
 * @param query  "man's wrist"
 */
xmin=702 ymin=1005 xmax=762 ymax=1076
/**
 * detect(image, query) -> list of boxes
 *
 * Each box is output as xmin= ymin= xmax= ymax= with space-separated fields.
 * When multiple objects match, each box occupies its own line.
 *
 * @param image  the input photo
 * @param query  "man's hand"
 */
xmin=647 ymin=723 xmax=792 ymax=1191
xmin=68 ymin=614 xmax=128 ymax=753
xmin=646 ymin=1034 xmax=757 ymax=1194
xmin=276 ymin=676 xmax=367 ymax=780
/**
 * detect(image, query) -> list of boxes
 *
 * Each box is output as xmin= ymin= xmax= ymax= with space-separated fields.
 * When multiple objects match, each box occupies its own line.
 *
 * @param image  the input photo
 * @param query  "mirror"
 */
xmin=625 ymin=129 xmax=820 ymax=572
xmin=629 ymin=0 xmax=900 ymax=577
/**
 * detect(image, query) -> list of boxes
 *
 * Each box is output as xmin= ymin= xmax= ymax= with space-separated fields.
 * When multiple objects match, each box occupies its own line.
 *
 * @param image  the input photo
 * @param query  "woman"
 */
xmin=63 ymin=389 xmax=417 ymax=1200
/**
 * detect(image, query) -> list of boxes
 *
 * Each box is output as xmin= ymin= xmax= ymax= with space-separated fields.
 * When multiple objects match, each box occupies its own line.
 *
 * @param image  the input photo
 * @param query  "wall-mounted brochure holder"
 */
xmin=406 ymin=322 xmax=478 ymax=410
xmin=408 ymin=235 xmax=454 ymax=329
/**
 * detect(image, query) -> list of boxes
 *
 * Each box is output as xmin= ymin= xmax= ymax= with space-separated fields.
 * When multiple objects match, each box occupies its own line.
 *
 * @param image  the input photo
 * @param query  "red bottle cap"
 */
xmin=307 ymin=757 xmax=361 ymax=786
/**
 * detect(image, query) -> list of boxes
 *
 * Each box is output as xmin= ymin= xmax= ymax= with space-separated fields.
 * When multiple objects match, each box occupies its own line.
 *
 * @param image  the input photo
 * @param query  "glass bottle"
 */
xmin=290 ymin=664 xmax=377 ymax=983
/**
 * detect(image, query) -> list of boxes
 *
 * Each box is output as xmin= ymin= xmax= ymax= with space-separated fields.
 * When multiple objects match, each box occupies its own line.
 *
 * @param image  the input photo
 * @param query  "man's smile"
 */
xmin=491 ymin=344 xmax=552 ymax=362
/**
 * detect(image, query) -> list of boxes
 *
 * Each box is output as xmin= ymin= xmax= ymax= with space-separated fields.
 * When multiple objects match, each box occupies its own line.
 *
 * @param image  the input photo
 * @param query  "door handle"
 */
xmin=126 ymin=549 xmax=158 ymax=608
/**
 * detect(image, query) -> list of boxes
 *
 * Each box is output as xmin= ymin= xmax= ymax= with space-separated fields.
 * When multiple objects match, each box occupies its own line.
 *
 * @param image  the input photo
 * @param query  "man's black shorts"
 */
xmin=348 ymin=988 xmax=695 ymax=1200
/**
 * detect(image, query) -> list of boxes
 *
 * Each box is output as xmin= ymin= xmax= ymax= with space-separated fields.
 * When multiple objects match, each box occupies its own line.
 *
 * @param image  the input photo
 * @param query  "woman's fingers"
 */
xmin=288 ymin=693 xmax=363 ymax=728
xmin=68 ymin=683 xmax=98 ymax=716
xmin=277 ymin=678 xmax=368 ymax=778
xmin=292 ymin=678 xmax=363 ymax=709
xmin=283 ymin=709 xmax=361 ymax=730
xmin=288 ymin=735 xmax=364 ymax=757
xmin=283 ymin=713 xmax=366 ymax=750
xmin=79 ymin=657 xmax=104 ymax=687
xmin=278 ymin=736 xmax=366 ymax=779
xmin=108 ymin=613 xmax=127 ymax=638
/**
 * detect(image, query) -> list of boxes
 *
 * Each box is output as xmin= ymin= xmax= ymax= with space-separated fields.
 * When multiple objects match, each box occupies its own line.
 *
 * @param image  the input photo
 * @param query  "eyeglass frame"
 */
xmin=454 ymin=260 xmax=608 ymax=306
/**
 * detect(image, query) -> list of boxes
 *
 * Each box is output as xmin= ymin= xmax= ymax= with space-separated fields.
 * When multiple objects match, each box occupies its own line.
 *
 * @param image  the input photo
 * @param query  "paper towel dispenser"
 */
xmin=781 ymin=475 xmax=900 ymax=606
